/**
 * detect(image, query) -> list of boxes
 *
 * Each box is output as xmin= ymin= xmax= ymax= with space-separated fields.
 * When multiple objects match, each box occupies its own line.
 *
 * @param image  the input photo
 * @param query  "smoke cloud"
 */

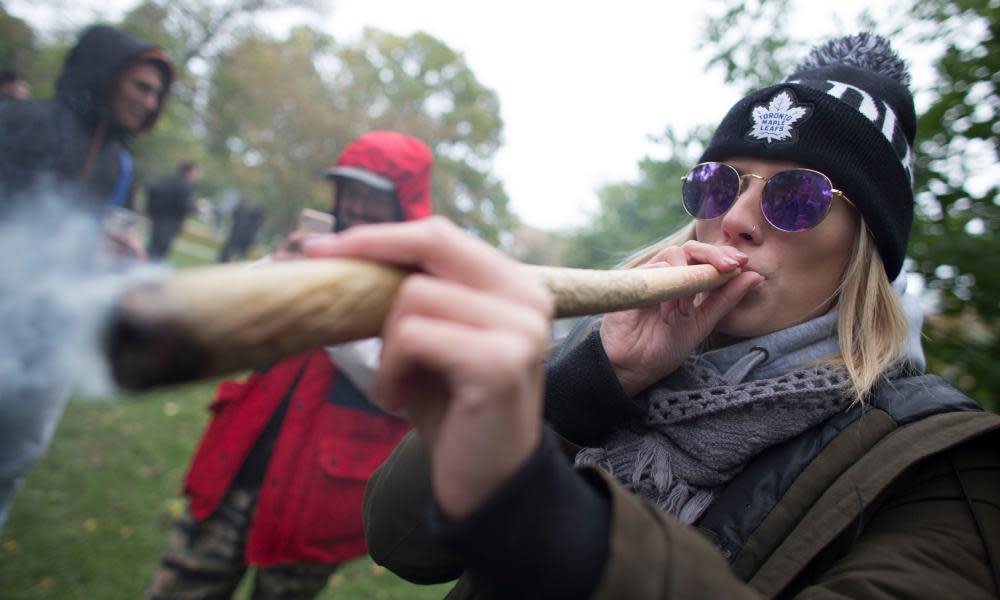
xmin=0 ymin=191 xmax=167 ymax=400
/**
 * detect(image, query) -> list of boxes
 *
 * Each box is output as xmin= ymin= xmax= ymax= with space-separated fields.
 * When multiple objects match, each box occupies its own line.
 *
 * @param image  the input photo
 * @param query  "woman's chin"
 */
xmin=713 ymin=302 xmax=783 ymax=340
xmin=713 ymin=318 xmax=768 ymax=341
xmin=714 ymin=290 xmax=766 ymax=336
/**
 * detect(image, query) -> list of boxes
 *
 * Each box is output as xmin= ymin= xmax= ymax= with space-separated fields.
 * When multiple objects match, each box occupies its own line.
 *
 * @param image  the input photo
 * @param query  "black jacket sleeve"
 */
xmin=427 ymin=427 xmax=611 ymax=600
xmin=544 ymin=320 xmax=641 ymax=446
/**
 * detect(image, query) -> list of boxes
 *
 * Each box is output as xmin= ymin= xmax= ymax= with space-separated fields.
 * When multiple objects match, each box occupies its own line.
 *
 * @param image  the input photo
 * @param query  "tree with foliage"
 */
xmin=560 ymin=127 xmax=711 ymax=268
xmin=0 ymin=5 xmax=35 ymax=76
xmin=203 ymin=27 xmax=346 ymax=235
xmin=328 ymin=28 xmax=513 ymax=244
xmin=205 ymin=26 xmax=513 ymax=243
xmin=119 ymin=0 xmax=328 ymax=210
xmin=119 ymin=0 xmax=327 ymax=72
xmin=0 ymin=5 xmax=67 ymax=99
xmin=903 ymin=0 xmax=998 ymax=410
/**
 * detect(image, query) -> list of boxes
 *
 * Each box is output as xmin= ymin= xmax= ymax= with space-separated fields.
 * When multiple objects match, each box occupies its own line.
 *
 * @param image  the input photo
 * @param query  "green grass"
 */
xmin=0 ymin=230 xmax=452 ymax=599
xmin=0 ymin=384 xmax=453 ymax=599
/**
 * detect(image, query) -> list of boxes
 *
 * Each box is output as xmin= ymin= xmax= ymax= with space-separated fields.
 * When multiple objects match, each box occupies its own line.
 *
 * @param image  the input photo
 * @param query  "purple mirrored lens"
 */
xmin=682 ymin=163 xmax=739 ymax=219
xmin=761 ymin=170 xmax=833 ymax=232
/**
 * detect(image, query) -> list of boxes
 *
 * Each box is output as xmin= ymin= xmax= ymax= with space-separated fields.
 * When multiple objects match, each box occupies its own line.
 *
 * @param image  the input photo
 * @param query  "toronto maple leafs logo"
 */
xmin=745 ymin=89 xmax=812 ymax=145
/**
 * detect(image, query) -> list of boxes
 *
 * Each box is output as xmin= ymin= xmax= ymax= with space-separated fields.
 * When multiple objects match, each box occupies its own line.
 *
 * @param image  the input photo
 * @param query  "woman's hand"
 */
xmin=304 ymin=217 xmax=554 ymax=519
xmin=601 ymin=241 xmax=763 ymax=396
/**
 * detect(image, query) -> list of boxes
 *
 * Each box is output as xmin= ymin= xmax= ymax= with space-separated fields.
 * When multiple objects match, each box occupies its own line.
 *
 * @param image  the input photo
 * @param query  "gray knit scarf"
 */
xmin=575 ymin=347 xmax=851 ymax=524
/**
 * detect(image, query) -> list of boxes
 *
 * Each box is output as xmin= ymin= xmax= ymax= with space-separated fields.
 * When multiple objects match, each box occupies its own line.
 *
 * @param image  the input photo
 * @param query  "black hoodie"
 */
xmin=0 ymin=25 xmax=173 ymax=215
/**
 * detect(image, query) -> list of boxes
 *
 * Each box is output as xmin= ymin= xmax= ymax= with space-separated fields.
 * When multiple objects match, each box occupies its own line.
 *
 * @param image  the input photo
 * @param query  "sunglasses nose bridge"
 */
xmin=738 ymin=173 xmax=767 ymax=197
xmin=733 ymin=173 xmax=769 ymax=221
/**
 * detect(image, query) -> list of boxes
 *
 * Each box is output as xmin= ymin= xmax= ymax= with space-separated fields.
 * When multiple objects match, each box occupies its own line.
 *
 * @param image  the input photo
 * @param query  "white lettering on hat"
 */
xmin=884 ymin=101 xmax=914 ymax=183
xmin=826 ymin=81 xmax=880 ymax=121
xmin=881 ymin=100 xmax=897 ymax=141
xmin=797 ymin=78 xmax=914 ymax=183
xmin=746 ymin=90 xmax=812 ymax=145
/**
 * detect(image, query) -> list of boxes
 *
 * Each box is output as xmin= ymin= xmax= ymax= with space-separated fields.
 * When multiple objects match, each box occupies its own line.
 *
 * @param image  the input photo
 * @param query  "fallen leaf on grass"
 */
xmin=2 ymin=539 xmax=16 ymax=552
xmin=163 ymin=402 xmax=179 ymax=416
xmin=39 ymin=577 xmax=55 ymax=588
xmin=82 ymin=518 xmax=98 ymax=533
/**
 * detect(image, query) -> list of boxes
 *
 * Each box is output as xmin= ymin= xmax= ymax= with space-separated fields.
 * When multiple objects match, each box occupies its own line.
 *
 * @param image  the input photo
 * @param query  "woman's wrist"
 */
xmin=432 ymin=411 xmax=542 ymax=520
xmin=608 ymin=360 xmax=646 ymax=397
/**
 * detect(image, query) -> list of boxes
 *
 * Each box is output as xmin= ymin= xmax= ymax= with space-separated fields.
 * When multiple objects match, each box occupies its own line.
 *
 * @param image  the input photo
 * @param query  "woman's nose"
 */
xmin=720 ymin=180 xmax=765 ymax=243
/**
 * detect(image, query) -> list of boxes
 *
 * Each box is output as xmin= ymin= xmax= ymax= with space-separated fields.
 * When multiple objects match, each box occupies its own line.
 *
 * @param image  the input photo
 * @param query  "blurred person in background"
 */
xmin=218 ymin=197 xmax=266 ymax=263
xmin=0 ymin=24 xmax=173 ymax=536
xmin=147 ymin=131 xmax=434 ymax=600
xmin=145 ymin=160 xmax=202 ymax=261
xmin=0 ymin=69 xmax=30 ymax=102
xmin=0 ymin=24 xmax=172 ymax=219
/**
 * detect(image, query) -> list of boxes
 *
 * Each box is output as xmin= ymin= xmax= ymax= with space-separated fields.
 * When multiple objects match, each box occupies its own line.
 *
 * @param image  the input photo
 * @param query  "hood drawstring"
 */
xmin=721 ymin=347 xmax=770 ymax=385
xmin=78 ymin=118 xmax=108 ymax=185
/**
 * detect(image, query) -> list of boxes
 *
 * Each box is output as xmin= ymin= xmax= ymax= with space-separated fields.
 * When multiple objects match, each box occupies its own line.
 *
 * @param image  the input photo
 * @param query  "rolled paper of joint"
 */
xmin=105 ymin=259 xmax=737 ymax=390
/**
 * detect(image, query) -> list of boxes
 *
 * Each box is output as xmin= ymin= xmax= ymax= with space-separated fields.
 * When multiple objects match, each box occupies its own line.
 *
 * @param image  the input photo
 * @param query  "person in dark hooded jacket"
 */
xmin=147 ymin=132 xmax=434 ymax=600
xmin=0 ymin=24 xmax=173 ymax=537
xmin=0 ymin=24 xmax=173 ymax=215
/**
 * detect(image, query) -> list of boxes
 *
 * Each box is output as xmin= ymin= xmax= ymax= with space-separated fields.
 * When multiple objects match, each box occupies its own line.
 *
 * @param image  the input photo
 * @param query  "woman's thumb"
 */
xmin=695 ymin=271 xmax=764 ymax=327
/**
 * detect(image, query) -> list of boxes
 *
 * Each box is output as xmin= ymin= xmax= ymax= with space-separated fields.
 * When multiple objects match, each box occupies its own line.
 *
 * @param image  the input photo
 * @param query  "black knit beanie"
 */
xmin=699 ymin=33 xmax=916 ymax=280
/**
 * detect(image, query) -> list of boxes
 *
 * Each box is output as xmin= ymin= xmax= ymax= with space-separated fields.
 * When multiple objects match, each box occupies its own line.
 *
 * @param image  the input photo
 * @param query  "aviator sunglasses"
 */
xmin=680 ymin=162 xmax=853 ymax=233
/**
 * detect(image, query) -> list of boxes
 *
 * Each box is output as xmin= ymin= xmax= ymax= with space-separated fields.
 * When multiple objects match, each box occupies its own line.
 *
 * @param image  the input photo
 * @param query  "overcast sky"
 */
xmin=10 ymin=0 xmax=906 ymax=231
xmin=314 ymin=1 xmax=884 ymax=230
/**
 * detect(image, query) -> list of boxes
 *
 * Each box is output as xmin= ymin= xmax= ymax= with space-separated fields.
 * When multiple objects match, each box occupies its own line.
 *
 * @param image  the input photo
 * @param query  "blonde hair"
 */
xmin=618 ymin=219 xmax=909 ymax=401
xmin=831 ymin=220 xmax=909 ymax=401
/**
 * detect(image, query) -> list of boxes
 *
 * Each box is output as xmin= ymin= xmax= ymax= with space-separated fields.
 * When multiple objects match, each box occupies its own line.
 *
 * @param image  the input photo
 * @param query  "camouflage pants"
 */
xmin=146 ymin=488 xmax=338 ymax=600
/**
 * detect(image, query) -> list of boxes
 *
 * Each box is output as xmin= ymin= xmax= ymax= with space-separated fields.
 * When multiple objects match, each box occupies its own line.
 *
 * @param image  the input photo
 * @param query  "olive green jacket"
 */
xmin=364 ymin=390 xmax=1000 ymax=599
